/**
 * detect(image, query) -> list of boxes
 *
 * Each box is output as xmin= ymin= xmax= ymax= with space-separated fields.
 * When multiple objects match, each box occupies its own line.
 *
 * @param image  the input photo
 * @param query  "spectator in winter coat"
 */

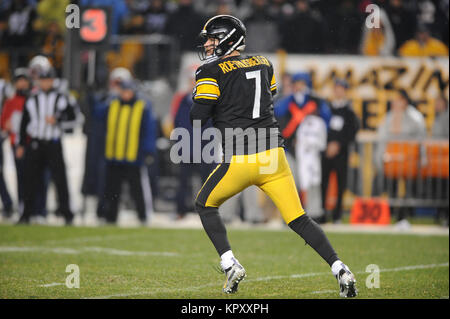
xmin=320 ymin=79 xmax=360 ymax=224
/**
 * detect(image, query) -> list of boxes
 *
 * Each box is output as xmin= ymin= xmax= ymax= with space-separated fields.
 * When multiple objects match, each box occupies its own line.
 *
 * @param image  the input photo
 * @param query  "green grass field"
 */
xmin=0 ymin=224 xmax=448 ymax=299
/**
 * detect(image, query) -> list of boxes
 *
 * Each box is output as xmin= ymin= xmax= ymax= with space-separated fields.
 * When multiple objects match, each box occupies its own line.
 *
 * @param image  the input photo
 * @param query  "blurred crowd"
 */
xmin=1 ymin=0 xmax=449 ymax=79
xmin=271 ymin=71 xmax=448 ymax=226
xmin=0 ymin=56 xmax=448 ymax=226
xmin=0 ymin=0 xmax=448 ymax=227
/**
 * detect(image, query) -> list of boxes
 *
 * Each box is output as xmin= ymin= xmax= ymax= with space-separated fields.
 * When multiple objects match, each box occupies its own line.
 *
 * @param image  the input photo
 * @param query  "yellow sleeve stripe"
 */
xmin=270 ymin=74 xmax=276 ymax=86
xmin=196 ymin=83 xmax=220 ymax=97
xmin=271 ymin=86 xmax=277 ymax=91
xmin=196 ymin=77 xmax=217 ymax=84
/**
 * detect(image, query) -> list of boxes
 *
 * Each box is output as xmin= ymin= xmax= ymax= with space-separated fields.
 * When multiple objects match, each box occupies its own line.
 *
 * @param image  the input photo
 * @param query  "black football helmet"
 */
xmin=198 ymin=15 xmax=246 ymax=61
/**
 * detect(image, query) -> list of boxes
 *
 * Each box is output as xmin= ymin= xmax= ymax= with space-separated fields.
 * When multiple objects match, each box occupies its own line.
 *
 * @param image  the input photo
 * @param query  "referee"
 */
xmin=16 ymin=67 xmax=76 ymax=225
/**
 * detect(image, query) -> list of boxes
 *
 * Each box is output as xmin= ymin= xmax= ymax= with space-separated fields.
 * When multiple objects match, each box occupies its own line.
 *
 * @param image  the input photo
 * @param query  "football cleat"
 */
xmin=220 ymin=259 xmax=246 ymax=294
xmin=335 ymin=264 xmax=358 ymax=298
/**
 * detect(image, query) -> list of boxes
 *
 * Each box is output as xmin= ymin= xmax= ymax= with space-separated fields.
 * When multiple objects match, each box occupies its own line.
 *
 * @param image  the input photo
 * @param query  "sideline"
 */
xmin=0 ymin=246 xmax=179 ymax=257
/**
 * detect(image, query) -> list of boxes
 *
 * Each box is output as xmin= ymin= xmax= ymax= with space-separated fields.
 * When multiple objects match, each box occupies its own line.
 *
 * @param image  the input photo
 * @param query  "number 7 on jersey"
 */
xmin=246 ymin=70 xmax=261 ymax=119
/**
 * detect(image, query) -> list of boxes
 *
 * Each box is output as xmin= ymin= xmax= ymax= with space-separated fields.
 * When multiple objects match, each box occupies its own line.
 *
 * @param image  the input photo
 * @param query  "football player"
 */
xmin=190 ymin=15 xmax=357 ymax=297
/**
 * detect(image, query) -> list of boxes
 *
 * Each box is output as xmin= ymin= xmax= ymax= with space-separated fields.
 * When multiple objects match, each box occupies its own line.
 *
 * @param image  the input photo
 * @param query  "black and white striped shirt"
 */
xmin=19 ymin=89 xmax=77 ymax=144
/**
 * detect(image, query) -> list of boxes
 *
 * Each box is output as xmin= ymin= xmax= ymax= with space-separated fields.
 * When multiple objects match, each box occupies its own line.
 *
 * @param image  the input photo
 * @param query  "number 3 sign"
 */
xmin=80 ymin=8 xmax=108 ymax=43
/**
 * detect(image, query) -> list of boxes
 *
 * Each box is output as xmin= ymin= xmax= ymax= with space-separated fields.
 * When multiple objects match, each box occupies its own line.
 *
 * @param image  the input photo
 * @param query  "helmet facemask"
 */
xmin=197 ymin=30 xmax=220 ymax=62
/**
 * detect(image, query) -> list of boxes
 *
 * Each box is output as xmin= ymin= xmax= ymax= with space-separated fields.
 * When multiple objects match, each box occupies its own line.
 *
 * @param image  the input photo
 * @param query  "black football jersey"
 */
xmin=193 ymin=54 xmax=284 ymax=155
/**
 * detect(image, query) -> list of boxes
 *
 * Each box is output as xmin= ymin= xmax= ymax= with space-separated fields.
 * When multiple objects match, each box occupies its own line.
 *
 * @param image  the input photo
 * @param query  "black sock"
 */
xmin=195 ymin=201 xmax=231 ymax=256
xmin=288 ymin=214 xmax=339 ymax=267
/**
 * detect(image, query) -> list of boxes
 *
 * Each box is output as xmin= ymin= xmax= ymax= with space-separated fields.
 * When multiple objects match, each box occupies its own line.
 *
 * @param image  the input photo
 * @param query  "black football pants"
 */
xmin=101 ymin=162 xmax=152 ymax=223
xmin=21 ymin=140 xmax=73 ymax=222
xmin=321 ymin=151 xmax=349 ymax=222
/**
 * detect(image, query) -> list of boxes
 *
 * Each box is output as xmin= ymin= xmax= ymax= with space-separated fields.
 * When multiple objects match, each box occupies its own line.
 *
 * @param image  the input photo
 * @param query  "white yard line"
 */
xmin=38 ymin=283 xmax=65 ymax=288
xmin=42 ymin=233 xmax=150 ymax=245
xmin=372 ymin=263 xmax=449 ymax=273
xmin=0 ymin=247 xmax=79 ymax=254
xmin=86 ymin=262 xmax=449 ymax=299
xmin=0 ymin=246 xmax=179 ymax=257
xmin=82 ymin=247 xmax=178 ymax=257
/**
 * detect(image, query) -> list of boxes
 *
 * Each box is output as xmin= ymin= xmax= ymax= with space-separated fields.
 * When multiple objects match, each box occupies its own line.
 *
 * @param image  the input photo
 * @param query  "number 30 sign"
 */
xmin=350 ymin=197 xmax=391 ymax=225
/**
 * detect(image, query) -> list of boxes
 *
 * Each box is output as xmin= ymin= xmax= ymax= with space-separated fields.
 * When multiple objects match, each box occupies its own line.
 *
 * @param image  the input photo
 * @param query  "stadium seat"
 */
xmin=383 ymin=142 xmax=420 ymax=179
xmin=420 ymin=141 xmax=449 ymax=178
